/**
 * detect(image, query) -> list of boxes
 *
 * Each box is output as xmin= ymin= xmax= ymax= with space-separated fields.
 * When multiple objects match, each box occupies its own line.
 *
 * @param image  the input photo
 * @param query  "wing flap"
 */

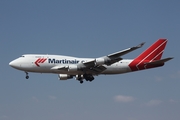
xmin=85 ymin=66 xmax=107 ymax=74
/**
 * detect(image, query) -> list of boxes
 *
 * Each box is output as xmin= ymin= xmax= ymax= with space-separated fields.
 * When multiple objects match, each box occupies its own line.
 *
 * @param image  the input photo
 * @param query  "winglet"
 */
xmin=136 ymin=42 xmax=145 ymax=48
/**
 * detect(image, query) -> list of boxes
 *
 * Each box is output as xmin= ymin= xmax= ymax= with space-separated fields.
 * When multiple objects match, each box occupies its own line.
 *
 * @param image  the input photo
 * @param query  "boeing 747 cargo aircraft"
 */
xmin=9 ymin=39 xmax=173 ymax=83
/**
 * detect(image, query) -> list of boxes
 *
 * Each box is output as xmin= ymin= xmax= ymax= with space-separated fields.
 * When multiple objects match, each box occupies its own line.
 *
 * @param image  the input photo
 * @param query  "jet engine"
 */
xmin=68 ymin=65 xmax=78 ymax=72
xmin=95 ymin=58 xmax=105 ymax=66
xmin=58 ymin=74 xmax=73 ymax=80
xmin=95 ymin=57 xmax=111 ymax=66
xmin=95 ymin=56 xmax=122 ymax=66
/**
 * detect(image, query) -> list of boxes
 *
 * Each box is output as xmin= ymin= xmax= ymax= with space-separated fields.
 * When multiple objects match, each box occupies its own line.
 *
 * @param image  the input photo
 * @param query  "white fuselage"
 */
xmin=9 ymin=54 xmax=133 ymax=75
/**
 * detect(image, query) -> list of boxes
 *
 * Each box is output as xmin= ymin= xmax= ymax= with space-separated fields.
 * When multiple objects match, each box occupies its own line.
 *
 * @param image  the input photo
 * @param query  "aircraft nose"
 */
xmin=9 ymin=60 xmax=19 ymax=68
xmin=9 ymin=60 xmax=15 ymax=67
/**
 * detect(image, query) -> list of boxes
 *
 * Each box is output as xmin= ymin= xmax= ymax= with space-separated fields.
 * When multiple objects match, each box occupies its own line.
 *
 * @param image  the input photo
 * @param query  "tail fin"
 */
xmin=129 ymin=39 xmax=169 ymax=71
xmin=135 ymin=39 xmax=167 ymax=62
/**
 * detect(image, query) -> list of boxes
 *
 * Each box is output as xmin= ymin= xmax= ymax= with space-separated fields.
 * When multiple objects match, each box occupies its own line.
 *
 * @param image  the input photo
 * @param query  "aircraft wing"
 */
xmin=82 ymin=42 xmax=145 ymax=66
xmin=107 ymin=42 xmax=145 ymax=58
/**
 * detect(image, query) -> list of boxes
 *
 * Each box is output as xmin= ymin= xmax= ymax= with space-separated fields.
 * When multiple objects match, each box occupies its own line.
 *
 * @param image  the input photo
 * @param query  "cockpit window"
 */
xmin=21 ymin=55 xmax=25 ymax=57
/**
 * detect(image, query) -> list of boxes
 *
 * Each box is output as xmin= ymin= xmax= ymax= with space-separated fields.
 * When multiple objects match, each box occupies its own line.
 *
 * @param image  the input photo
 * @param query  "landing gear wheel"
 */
xmin=25 ymin=72 xmax=29 ymax=79
xmin=26 ymin=76 xmax=29 ymax=79
xmin=80 ymin=81 xmax=83 ymax=84
xmin=84 ymin=74 xmax=94 ymax=82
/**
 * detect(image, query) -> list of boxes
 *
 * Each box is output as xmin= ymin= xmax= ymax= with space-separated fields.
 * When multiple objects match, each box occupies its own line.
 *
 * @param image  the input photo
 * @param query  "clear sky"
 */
xmin=1 ymin=0 xmax=180 ymax=120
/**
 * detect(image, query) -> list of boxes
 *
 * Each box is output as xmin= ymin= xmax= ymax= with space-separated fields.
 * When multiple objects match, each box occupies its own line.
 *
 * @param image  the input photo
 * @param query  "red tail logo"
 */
xmin=129 ymin=39 xmax=167 ymax=71
xmin=35 ymin=58 xmax=47 ymax=67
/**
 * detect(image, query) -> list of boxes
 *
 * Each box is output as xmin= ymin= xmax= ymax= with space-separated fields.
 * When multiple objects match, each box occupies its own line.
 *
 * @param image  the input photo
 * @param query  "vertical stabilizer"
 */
xmin=129 ymin=39 xmax=168 ymax=71
xmin=135 ymin=39 xmax=167 ymax=61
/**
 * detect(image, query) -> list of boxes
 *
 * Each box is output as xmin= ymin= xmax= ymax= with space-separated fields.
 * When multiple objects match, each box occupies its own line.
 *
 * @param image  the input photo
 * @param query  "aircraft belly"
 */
xmin=101 ymin=63 xmax=131 ymax=74
xmin=51 ymin=70 xmax=83 ymax=75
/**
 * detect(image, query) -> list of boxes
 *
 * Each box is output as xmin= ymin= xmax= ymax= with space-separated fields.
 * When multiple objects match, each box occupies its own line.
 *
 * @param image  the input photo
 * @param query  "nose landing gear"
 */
xmin=25 ymin=72 xmax=29 ymax=79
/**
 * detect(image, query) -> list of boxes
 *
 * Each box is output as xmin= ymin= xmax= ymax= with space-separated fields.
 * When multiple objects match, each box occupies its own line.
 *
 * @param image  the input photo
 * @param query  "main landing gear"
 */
xmin=76 ymin=74 xmax=95 ymax=84
xmin=84 ymin=74 xmax=94 ymax=82
xmin=25 ymin=72 xmax=29 ymax=79
xmin=75 ymin=75 xmax=84 ymax=84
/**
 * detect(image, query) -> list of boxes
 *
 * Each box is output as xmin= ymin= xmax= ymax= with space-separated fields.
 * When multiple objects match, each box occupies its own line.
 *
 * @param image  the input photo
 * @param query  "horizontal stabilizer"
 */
xmin=145 ymin=57 xmax=173 ymax=65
